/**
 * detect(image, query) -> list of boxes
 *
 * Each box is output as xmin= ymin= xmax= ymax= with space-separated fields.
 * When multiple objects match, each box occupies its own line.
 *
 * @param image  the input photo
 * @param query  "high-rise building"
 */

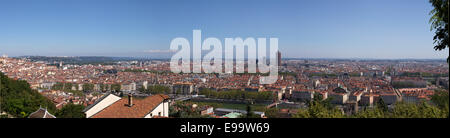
xmin=277 ymin=51 xmax=281 ymax=66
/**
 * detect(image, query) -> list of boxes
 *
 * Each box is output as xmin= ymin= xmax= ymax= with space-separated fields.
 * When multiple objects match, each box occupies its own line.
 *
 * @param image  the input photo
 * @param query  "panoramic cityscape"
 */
xmin=0 ymin=0 xmax=449 ymax=120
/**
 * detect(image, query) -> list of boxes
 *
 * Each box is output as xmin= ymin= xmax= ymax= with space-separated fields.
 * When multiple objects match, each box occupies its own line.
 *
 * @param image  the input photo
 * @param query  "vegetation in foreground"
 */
xmin=288 ymin=92 xmax=449 ymax=118
xmin=1 ymin=72 xmax=85 ymax=118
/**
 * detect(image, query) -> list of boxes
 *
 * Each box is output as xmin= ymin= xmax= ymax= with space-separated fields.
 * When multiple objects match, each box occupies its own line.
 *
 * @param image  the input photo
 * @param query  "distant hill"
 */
xmin=15 ymin=56 xmax=169 ymax=65
xmin=0 ymin=72 xmax=56 ymax=118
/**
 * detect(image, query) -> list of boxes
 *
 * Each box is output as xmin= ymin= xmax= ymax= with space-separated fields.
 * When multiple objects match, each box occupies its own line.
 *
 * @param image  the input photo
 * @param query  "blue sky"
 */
xmin=0 ymin=0 xmax=448 ymax=59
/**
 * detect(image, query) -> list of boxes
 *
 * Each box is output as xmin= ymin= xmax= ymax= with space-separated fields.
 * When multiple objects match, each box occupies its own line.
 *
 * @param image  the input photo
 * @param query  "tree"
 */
xmin=55 ymin=103 xmax=86 ymax=118
xmin=82 ymin=83 xmax=94 ymax=92
xmin=111 ymin=84 xmax=121 ymax=92
xmin=429 ymin=0 xmax=449 ymax=62
xmin=51 ymin=82 xmax=64 ymax=90
xmin=292 ymin=99 xmax=344 ymax=118
xmin=431 ymin=90 xmax=449 ymax=109
xmin=64 ymin=83 xmax=73 ymax=91
xmin=238 ymin=104 xmax=259 ymax=118
xmin=430 ymin=90 xmax=449 ymax=117
xmin=392 ymin=102 xmax=447 ymax=118
xmin=353 ymin=107 xmax=386 ymax=118
xmin=1 ymin=72 xmax=56 ymax=118
xmin=264 ymin=108 xmax=280 ymax=118
xmin=99 ymin=84 xmax=106 ymax=92
xmin=377 ymin=98 xmax=388 ymax=112
xmin=141 ymin=85 xmax=170 ymax=94
xmin=170 ymin=102 xmax=206 ymax=118
xmin=246 ymin=104 xmax=255 ymax=118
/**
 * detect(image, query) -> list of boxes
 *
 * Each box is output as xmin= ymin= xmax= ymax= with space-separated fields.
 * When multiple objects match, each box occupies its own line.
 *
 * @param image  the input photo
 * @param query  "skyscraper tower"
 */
xmin=277 ymin=51 xmax=281 ymax=66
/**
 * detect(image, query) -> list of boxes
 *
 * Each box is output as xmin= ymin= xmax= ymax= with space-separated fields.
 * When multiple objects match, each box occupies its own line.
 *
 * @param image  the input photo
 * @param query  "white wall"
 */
xmin=144 ymin=101 xmax=169 ymax=118
xmin=85 ymin=94 xmax=121 ymax=118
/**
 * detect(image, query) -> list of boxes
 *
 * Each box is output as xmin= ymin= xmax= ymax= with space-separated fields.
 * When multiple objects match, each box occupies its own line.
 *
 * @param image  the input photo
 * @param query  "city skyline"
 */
xmin=0 ymin=0 xmax=449 ymax=59
xmin=1 ymin=1 xmax=449 ymax=135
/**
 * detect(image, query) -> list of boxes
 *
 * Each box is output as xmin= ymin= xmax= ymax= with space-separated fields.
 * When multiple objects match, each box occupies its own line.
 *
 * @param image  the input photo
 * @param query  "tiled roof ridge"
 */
xmin=91 ymin=94 xmax=169 ymax=118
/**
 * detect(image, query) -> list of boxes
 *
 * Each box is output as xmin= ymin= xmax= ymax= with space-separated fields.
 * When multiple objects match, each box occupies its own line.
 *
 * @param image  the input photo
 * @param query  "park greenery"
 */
xmin=51 ymin=82 xmax=84 ymax=96
xmin=139 ymin=85 xmax=171 ymax=94
xmin=52 ymin=82 xmax=121 ymax=93
xmin=82 ymin=83 xmax=95 ymax=92
xmin=111 ymin=84 xmax=121 ymax=92
xmin=399 ymin=72 xmax=448 ymax=77
xmin=199 ymin=89 xmax=274 ymax=102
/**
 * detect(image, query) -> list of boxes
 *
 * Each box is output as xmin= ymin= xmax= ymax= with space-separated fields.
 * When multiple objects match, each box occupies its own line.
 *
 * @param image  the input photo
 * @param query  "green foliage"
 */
xmin=392 ymin=102 xmax=447 ymax=118
xmin=199 ymin=89 xmax=274 ymax=101
xmin=429 ymin=0 xmax=449 ymax=62
xmin=399 ymin=72 xmax=448 ymax=77
xmin=52 ymin=82 xmax=74 ymax=91
xmin=264 ymin=108 xmax=280 ymax=118
xmin=353 ymin=107 xmax=386 ymax=118
xmin=292 ymin=97 xmax=448 ymax=118
xmin=99 ymin=84 xmax=106 ymax=92
xmin=242 ymin=104 xmax=260 ymax=118
xmin=430 ymin=90 xmax=449 ymax=117
xmin=431 ymin=90 xmax=449 ymax=109
xmin=111 ymin=84 xmax=121 ymax=92
xmin=82 ymin=83 xmax=94 ymax=92
xmin=278 ymin=72 xmax=297 ymax=77
xmin=176 ymin=88 xmax=182 ymax=95
xmin=50 ymin=83 xmax=84 ymax=96
xmin=377 ymin=98 xmax=388 ymax=112
xmin=66 ymin=90 xmax=84 ymax=96
xmin=55 ymin=103 xmax=86 ymax=118
xmin=308 ymin=73 xmax=338 ymax=78
xmin=181 ymin=101 xmax=266 ymax=111
xmin=169 ymin=102 xmax=209 ymax=118
xmin=355 ymin=102 xmax=448 ymax=118
xmin=0 ymin=72 xmax=56 ymax=118
xmin=293 ymin=99 xmax=344 ymax=118
xmin=140 ymin=85 xmax=170 ymax=94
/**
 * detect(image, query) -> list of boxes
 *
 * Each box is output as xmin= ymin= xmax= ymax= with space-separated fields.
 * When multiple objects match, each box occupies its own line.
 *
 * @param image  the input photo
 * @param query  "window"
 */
xmin=158 ymin=112 xmax=161 ymax=116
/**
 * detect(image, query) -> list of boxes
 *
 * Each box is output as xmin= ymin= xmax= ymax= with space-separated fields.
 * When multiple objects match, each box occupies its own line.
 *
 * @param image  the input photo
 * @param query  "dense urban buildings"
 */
xmin=1 ymin=56 xmax=448 ymax=118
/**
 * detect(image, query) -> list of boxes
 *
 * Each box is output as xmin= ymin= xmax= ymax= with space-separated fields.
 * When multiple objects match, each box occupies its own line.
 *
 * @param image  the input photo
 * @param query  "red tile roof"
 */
xmin=91 ymin=94 xmax=169 ymax=118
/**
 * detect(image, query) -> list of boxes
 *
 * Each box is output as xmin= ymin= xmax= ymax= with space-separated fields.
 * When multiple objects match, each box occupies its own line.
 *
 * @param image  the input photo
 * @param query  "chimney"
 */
xmin=128 ymin=94 xmax=133 ymax=107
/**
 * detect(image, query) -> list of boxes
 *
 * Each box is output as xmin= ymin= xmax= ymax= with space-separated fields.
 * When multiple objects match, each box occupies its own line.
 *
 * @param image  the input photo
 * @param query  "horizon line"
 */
xmin=5 ymin=55 xmax=448 ymax=61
